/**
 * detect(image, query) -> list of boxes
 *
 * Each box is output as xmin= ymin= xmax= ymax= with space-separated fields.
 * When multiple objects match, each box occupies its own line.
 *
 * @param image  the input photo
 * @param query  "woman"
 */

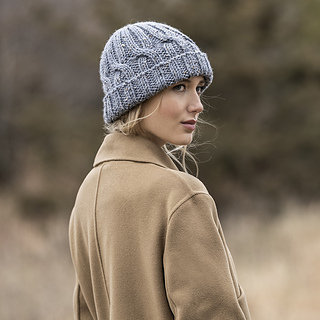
xmin=69 ymin=21 xmax=251 ymax=320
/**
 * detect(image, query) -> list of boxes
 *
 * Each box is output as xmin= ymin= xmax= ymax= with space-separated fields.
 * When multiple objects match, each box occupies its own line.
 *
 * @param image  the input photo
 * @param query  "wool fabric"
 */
xmin=99 ymin=21 xmax=213 ymax=124
xmin=69 ymin=133 xmax=251 ymax=319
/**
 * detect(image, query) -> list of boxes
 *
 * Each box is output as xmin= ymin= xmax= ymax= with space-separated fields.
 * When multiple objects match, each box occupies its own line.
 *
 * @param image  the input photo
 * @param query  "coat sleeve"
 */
xmin=163 ymin=193 xmax=250 ymax=320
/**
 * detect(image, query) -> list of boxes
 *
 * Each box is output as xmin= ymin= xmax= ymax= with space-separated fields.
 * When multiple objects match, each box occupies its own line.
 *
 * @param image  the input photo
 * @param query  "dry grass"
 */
xmin=0 ymin=195 xmax=74 ymax=320
xmin=1 ymin=195 xmax=319 ymax=319
xmin=224 ymin=201 xmax=320 ymax=320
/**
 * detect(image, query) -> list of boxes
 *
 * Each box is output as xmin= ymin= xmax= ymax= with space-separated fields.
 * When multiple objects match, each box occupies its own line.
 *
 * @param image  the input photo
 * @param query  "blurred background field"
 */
xmin=1 ymin=0 xmax=320 ymax=319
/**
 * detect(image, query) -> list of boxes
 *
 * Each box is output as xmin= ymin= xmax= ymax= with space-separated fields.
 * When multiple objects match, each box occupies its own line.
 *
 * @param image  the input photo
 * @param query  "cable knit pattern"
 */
xmin=99 ymin=21 xmax=213 ymax=124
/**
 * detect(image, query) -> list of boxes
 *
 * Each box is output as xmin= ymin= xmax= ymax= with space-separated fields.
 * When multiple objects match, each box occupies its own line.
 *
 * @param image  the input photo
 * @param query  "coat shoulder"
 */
xmin=161 ymin=168 xmax=208 ymax=194
xmin=148 ymin=165 xmax=211 ymax=210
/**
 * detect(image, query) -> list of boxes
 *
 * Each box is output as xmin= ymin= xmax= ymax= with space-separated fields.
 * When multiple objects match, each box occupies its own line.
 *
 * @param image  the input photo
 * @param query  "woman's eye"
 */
xmin=196 ymin=86 xmax=205 ymax=95
xmin=173 ymin=84 xmax=186 ymax=92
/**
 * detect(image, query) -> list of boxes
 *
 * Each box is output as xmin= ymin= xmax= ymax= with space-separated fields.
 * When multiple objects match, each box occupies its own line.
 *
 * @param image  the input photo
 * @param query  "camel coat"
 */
xmin=69 ymin=132 xmax=251 ymax=320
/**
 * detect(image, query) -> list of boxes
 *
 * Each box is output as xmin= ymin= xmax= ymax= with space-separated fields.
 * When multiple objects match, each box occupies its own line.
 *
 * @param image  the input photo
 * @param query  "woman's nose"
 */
xmin=188 ymin=94 xmax=204 ymax=114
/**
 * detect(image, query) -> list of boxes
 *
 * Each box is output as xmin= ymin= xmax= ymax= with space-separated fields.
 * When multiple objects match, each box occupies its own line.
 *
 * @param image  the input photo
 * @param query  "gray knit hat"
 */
xmin=100 ymin=21 xmax=213 ymax=124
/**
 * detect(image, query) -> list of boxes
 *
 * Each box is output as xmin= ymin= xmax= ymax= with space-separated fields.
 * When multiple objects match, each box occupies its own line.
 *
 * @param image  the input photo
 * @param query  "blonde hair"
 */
xmin=104 ymin=101 xmax=213 ymax=176
xmin=105 ymin=103 xmax=145 ymax=136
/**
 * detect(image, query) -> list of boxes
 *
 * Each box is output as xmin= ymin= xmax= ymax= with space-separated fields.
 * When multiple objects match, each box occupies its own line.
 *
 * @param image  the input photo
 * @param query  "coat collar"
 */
xmin=93 ymin=132 xmax=178 ymax=171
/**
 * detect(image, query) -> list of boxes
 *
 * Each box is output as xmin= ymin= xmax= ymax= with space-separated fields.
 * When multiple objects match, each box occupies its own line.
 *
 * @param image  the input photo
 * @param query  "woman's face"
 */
xmin=140 ymin=76 xmax=205 ymax=147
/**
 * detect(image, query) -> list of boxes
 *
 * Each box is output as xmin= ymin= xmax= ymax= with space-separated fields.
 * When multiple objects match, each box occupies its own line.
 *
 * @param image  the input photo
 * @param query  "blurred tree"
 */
xmin=1 ymin=0 xmax=319 ymax=217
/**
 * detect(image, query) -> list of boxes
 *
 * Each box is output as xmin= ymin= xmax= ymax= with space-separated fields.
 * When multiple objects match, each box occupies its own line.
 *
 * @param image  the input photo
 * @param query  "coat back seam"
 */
xmin=93 ymin=163 xmax=111 ymax=308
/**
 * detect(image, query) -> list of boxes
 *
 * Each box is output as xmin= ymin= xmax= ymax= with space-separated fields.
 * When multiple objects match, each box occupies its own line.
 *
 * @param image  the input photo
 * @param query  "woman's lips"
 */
xmin=181 ymin=119 xmax=196 ymax=131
